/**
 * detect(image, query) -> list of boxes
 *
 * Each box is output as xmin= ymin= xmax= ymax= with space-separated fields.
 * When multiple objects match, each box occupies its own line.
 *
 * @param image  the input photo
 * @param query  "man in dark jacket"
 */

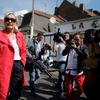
xmin=63 ymin=33 xmax=88 ymax=100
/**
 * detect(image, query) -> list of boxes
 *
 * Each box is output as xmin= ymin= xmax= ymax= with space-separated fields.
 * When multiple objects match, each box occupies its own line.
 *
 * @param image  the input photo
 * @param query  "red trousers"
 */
xmin=64 ymin=73 xmax=85 ymax=100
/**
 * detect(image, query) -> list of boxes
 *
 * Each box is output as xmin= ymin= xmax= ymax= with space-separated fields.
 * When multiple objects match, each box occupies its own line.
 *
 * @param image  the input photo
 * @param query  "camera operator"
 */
xmin=52 ymin=32 xmax=68 ymax=98
xmin=63 ymin=32 xmax=88 ymax=100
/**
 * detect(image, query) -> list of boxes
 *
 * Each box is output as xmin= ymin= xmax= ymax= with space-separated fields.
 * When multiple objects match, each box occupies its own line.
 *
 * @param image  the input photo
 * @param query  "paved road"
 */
xmin=20 ymin=68 xmax=60 ymax=100
xmin=19 ymin=68 xmax=87 ymax=100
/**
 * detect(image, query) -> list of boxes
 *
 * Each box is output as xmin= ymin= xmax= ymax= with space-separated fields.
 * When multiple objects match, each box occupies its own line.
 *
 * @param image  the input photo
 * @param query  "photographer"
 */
xmin=63 ymin=32 xmax=88 ymax=100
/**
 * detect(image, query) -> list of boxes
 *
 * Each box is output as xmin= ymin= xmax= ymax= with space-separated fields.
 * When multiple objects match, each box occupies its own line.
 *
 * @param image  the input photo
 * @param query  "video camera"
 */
xmin=53 ymin=28 xmax=64 ymax=42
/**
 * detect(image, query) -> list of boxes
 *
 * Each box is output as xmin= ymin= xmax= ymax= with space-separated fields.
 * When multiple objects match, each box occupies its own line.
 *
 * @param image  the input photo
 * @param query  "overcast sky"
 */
xmin=0 ymin=0 xmax=100 ymax=18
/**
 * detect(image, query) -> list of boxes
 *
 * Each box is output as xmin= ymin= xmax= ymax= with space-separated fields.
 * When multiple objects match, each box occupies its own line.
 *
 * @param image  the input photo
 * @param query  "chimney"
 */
xmin=79 ymin=3 xmax=84 ymax=11
xmin=54 ymin=7 xmax=59 ymax=15
xmin=73 ymin=1 xmax=76 ymax=6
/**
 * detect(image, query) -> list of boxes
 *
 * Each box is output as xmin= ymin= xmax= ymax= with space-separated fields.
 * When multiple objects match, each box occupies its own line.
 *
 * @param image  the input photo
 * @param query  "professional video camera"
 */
xmin=53 ymin=28 xmax=64 ymax=42
xmin=84 ymin=29 xmax=100 ymax=44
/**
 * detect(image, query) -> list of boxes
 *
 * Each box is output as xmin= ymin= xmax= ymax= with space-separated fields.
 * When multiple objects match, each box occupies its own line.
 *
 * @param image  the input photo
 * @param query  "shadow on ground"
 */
xmin=20 ymin=69 xmax=88 ymax=100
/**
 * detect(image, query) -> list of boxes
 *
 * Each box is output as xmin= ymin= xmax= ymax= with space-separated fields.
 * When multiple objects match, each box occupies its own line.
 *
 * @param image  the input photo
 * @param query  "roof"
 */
xmin=21 ymin=10 xmax=65 ymax=27
xmin=93 ymin=10 xmax=100 ymax=16
xmin=84 ymin=9 xmax=97 ymax=16
xmin=34 ymin=10 xmax=65 ymax=22
xmin=20 ymin=10 xmax=65 ymax=32
xmin=54 ymin=0 xmax=99 ymax=21
xmin=0 ymin=19 xmax=4 ymax=25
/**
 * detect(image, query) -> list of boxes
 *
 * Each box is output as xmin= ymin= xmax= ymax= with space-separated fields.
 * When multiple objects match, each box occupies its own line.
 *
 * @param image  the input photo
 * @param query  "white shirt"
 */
xmin=41 ymin=50 xmax=50 ymax=60
xmin=35 ymin=41 xmax=41 ymax=57
xmin=55 ymin=42 xmax=67 ymax=62
xmin=66 ymin=49 xmax=78 ymax=75
xmin=10 ymin=39 xmax=21 ymax=60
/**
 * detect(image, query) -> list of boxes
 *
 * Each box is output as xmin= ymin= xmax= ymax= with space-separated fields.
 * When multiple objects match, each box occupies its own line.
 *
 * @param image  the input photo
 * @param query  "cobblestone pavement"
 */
xmin=19 ymin=67 xmax=87 ymax=100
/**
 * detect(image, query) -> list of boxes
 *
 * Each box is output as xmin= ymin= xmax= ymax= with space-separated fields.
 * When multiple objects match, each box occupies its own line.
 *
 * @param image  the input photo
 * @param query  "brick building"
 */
xmin=54 ymin=0 xmax=100 ymax=21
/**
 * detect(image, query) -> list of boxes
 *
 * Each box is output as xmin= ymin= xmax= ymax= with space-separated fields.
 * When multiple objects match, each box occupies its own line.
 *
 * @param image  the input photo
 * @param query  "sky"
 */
xmin=0 ymin=0 xmax=100 ymax=18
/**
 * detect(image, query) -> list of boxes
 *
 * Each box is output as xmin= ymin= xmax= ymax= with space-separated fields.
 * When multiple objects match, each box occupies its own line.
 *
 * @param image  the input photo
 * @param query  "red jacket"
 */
xmin=0 ymin=30 xmax=26 ymax=100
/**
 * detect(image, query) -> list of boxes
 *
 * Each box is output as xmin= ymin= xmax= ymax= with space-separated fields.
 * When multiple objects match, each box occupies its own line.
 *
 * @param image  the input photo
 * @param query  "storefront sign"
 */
xmin=55 ymin=16 xmax=100 ymax=33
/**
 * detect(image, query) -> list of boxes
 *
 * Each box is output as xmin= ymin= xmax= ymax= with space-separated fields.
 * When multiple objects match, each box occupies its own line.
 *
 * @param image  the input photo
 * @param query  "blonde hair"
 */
xmin=4 ymin=12 xmax=19 ymax=32
xmin=4 ymin=12 xmax=17 ymax=22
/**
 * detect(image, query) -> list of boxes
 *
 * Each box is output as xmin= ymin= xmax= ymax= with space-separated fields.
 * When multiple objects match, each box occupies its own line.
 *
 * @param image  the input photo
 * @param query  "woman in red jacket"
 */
xmin=0 ymin=12 xmax=26 ymax=100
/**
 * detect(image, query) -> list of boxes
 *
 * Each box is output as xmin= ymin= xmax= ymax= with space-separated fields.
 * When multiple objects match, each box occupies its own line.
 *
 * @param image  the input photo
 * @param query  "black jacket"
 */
xmin=62 ymin=44 xmax=88 ymax=73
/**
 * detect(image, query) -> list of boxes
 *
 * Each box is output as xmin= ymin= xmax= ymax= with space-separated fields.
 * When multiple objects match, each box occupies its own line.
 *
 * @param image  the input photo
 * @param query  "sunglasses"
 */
xmin=4 ymin=17 xmax=16 ymax=22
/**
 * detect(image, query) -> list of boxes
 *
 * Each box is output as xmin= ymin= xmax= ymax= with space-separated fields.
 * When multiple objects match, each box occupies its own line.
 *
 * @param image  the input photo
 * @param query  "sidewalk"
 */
xmin=20 ymin=67 xmax=59 ymax=100
xmin=19 ymin=67 xmax=87 ymax=100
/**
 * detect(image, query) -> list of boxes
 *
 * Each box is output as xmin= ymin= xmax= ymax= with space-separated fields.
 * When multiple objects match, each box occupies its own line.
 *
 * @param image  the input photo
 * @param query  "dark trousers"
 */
xmin=7 ymin=60 xmax=23 ymax=100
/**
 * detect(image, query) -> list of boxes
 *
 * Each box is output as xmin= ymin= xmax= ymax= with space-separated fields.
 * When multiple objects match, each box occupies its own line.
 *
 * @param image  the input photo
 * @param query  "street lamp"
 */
xmin=30 ymin=0 xmax=35 ymax=38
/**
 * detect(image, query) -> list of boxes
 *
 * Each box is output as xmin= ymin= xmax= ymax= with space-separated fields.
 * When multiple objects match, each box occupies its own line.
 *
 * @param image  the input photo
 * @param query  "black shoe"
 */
xmin=30 ymin=92 xmax=37 ymax=97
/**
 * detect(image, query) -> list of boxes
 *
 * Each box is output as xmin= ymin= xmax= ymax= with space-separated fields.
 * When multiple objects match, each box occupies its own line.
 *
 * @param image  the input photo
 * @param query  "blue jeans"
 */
xmin=29 ymin=67 xmax=40 ymax=92
xmin=55 ymin=62 xmax=65 ymax=94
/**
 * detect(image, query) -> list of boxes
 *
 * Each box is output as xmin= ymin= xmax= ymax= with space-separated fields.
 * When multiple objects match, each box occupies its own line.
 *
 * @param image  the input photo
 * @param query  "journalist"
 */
xmin=63 ymin=33 xmax=88 ymax=100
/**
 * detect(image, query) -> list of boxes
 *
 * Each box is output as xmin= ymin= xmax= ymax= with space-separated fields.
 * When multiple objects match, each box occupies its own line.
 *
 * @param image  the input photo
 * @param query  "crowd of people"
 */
xmin=53 ymin=32 xmax=88 ymax=100
xmin=0 ymin=12 xmax=100 ymax=100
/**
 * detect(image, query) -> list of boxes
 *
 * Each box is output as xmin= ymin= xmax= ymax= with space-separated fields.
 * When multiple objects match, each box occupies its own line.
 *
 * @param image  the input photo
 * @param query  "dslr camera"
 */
xmin=67 ymin=39 xmax=76 ymax=47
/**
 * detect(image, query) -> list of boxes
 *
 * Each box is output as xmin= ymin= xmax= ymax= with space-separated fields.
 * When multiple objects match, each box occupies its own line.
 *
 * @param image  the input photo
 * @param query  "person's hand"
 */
xmin=59 ymin=36 xmax=66 ymax=44
xmin=70 ymin=44 xmax=77 ymax=49
xmin=59 ymin=36 xmax=63 ymax=41
xmin=59 ymin=36 xmax=65 ymax=42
